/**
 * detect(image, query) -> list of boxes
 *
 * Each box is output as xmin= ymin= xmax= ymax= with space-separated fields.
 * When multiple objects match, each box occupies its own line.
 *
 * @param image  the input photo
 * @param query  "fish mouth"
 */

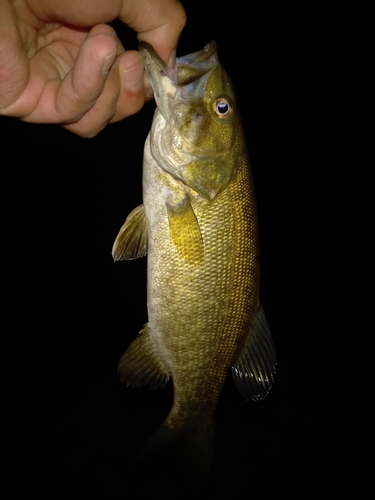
xmin=139 ymin=41 xmax=218 ymax=119
xmin=139 ymin=40 xmax=218 ymax=85
xmin=141 ymin=41 xmax=221 ymax=161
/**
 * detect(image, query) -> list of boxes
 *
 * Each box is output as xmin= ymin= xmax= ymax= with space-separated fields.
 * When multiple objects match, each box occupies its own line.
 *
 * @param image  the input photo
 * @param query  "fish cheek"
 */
xmin=172 ymin=98 xmax=234 ymax=156
xmin=173 ymin=101 xmax=207 ymax=146
xmin=182 ymin=117 xmax=236 ymax=199
xmin=195 ymin=93 xmax=236 ymax=155
xmin=211 ymin=117 xmax=235 ymax=151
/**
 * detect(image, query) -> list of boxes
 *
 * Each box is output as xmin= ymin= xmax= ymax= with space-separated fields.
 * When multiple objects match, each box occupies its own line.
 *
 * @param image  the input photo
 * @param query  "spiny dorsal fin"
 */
xmin=232 ymin=305 xmax=276 ymax=401
xmin=112 ymin=204 xmax=148 ymax=261
xmin=167 ymin=197 xmax=204 ymax=265
xmin=117 ymin=323 xmax=170 ymax=390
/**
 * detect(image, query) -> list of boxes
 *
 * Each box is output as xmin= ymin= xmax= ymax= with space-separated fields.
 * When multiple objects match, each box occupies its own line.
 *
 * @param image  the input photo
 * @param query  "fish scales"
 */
xmin=144 ymin=137 xmax=258 ymax=430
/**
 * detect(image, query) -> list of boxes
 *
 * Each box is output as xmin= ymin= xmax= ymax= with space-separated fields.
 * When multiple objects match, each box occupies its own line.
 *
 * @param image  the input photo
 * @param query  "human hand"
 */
xmin=0 ymin=0 xmax=186 ymax=137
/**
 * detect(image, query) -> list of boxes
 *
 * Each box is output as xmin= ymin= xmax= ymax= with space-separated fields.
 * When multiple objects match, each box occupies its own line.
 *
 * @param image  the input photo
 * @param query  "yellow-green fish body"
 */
xmin=113 ymin=42 xmax=275 ymax=446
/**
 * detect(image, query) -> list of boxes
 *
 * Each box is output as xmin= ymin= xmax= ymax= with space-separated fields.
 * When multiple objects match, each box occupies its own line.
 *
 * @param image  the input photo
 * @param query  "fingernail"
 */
xmin=124 ymin=64 xmax=143 ymax=92
xmin=146 ymin=87 xmax=154 ymax=98
xmin=168 ymin=50 xmax=176 ymax=68
xmin=101 ymin=49 xmax=116 ymax=75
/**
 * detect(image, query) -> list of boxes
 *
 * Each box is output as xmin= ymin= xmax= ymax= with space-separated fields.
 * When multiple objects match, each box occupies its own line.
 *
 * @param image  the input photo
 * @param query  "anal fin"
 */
xmin=232 ymin=305 xmax=276 ymax=401
xmin=118 ymin=323 xmax=170 ymax=390
xmin=112 ymin=204 xmax=148 ymax=261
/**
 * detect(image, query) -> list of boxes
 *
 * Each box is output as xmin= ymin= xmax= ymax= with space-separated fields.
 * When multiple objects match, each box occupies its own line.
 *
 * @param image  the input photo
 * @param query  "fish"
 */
xmin=112 ymin=41 xmax=276 ymax=481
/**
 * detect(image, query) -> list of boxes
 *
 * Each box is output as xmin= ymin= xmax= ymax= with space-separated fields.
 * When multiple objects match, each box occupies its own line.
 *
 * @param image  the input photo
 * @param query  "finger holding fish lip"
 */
xmin=56 ymin=26 xmax=143 ymax=135
xmin=113 ymin=49 xmax=149 ymax=118
xmin=64 ymin=48 xmax=153 ymax=136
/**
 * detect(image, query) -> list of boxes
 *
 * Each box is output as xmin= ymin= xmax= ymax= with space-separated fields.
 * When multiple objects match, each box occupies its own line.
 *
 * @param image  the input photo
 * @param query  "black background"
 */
xmin=2 ymin=1 xmax=374 ymax=498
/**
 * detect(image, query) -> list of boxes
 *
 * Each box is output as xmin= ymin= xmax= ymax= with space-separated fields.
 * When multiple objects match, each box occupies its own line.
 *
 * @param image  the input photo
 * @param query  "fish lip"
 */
xmin=139 ymin=42 xmax=167 ymax=74
xmin=139 ymin=42 xmax=175 ymax=120
xmin=139 ymin=41 xmax=218 ymax=87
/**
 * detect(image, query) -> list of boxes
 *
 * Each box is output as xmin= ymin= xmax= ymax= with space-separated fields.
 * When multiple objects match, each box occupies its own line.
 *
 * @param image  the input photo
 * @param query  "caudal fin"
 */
xmin=133 ymin=421 xmax=215 ymax=496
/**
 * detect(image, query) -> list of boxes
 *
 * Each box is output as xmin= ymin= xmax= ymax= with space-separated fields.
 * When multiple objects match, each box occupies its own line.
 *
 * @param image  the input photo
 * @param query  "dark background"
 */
xmin=2 ymin=1 xmax=374 ymax=498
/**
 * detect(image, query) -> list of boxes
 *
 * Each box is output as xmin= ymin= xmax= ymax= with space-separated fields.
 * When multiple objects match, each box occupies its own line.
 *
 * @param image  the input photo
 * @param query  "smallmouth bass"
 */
xmin=113 ymin=41 xmax=276 ymax=476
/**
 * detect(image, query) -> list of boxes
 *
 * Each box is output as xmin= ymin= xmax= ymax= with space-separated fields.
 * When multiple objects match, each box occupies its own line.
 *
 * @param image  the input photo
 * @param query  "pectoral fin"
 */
xmin=232 ymin=305 xmax=276 ymax=401
xmin=118 ymin=323 xmax=170 ymax=389
xmin=167 ymin=197 xmax=204 ymax=264
xmin=112 ymin=204 xmax=148 ymax=261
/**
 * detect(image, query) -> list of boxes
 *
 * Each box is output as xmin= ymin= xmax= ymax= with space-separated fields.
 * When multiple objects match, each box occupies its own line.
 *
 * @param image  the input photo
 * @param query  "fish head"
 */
xmin=140 ymin=41 xmax=241 ymax=201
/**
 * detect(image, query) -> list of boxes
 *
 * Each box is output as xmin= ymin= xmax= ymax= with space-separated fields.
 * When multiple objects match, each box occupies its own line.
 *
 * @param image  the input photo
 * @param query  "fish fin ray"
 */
xmin=135 ymin=421 xmax=215 ymax=492
xmin=167 ymin=197 xmax=204 ymax=264
xmin=112 ymin=204 xmax=148 ymax=261
xmin=232 ymin=304 xmax=276 ymax=401
xmin=117 ymin=323 xmax=170 ymax=389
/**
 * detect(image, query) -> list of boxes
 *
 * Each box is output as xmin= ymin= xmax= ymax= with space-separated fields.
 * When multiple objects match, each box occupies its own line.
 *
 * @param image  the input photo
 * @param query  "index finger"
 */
xmin=119 ymin=0 xmax=186 ymax=63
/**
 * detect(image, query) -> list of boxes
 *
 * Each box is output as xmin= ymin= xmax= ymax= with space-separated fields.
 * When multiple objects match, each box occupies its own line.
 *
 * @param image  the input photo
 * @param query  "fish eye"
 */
xmin=213 ymin=98 xmax=233 ymax=119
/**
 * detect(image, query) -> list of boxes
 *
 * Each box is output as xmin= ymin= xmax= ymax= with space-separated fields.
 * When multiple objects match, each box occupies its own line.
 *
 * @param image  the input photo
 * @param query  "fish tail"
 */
xmin=135 ymin=420 xmax=215 ymax=495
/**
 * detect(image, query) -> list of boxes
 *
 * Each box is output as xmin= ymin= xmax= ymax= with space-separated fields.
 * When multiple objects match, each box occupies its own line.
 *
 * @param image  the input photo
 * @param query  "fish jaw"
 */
xmin=139 ymin=42 xmax=177 ymax=120
xmin=140 ymin=41 xmax=239 ymax=201
xmin=139 ymin=41 xmax=219 ymax=116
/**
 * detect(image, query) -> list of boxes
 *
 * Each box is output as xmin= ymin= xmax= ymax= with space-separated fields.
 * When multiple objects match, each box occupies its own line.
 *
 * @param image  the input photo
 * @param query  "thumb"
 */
xmin=0 ymin=0 xmax=29 ymax=112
